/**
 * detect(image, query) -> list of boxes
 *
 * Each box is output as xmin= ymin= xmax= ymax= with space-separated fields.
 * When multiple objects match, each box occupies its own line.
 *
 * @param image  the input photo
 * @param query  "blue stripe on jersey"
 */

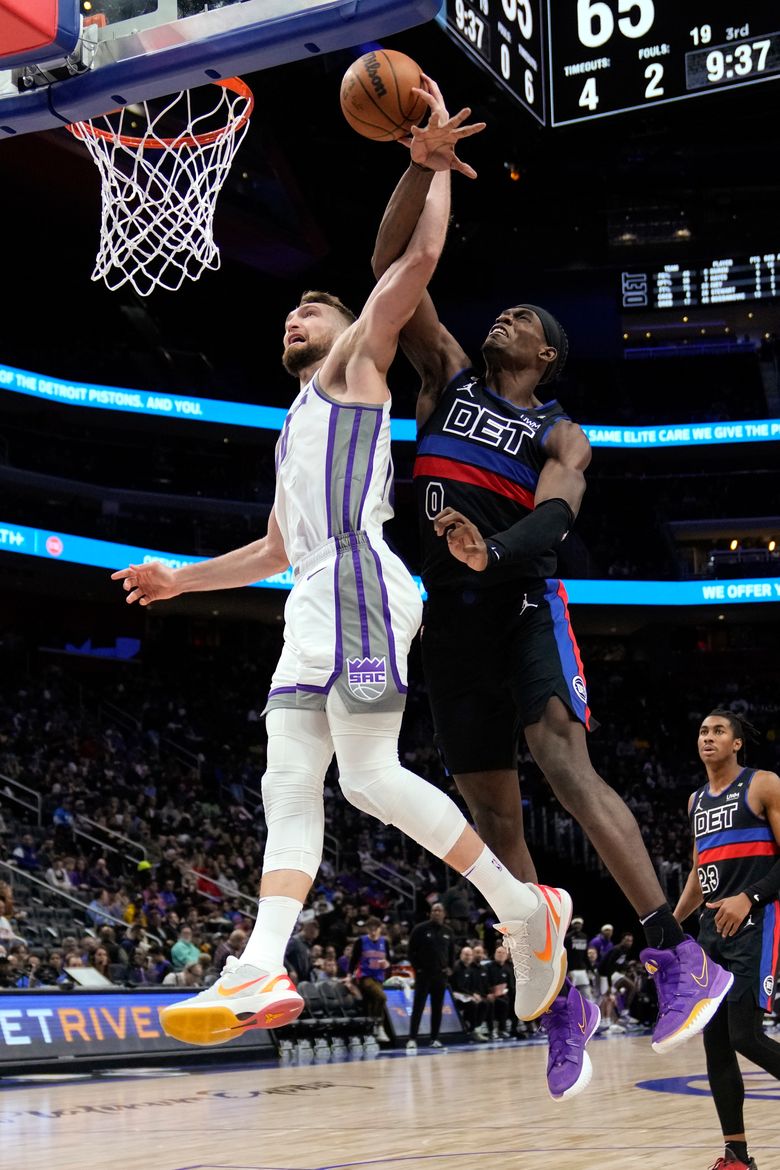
xmin=696 ymin=827 xmax=776 ymax=851
xmin=416 ymin=434 xmax=538 ymax=489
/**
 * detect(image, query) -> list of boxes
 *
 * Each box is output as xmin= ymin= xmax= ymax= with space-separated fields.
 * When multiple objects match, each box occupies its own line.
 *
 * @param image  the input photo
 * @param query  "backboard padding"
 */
xmin=0 ymin=0 xmax=81 ymax=69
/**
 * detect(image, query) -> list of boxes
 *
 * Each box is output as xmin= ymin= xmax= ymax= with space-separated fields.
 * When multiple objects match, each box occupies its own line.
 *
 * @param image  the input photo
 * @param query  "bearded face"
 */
xmin=282 ymin=337 xmax=330 ymax=376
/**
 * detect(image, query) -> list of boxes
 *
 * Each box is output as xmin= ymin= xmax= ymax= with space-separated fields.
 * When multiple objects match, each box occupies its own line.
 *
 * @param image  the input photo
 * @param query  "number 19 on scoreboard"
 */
xmin=439 ymin=0 xmax=780 ymax=126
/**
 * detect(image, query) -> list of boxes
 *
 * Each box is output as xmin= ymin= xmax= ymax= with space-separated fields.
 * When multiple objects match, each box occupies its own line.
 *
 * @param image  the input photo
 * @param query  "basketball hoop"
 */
xmin=67 ymin=77 xmax=254 ymax=296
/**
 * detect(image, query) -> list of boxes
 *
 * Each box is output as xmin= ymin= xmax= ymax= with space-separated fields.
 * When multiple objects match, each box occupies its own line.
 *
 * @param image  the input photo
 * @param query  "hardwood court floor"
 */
xmin=2 ymin=1034 xmax=779 ymax=1170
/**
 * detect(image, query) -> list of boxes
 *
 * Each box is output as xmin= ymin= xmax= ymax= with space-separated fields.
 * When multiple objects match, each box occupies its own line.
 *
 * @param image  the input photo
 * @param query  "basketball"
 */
xmin=340 ymin=49 xmax=427 ymax=141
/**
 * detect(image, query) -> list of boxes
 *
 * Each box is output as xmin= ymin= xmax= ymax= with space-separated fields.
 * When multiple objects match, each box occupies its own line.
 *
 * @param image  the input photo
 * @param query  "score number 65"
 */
xmin=577 ymin=0 xmax=655 ymax=49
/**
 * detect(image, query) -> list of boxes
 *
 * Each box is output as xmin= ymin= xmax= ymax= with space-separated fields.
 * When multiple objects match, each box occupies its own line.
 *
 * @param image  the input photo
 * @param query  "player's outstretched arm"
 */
xmin=111 ymin=508 xmax=289 ymax=606
xmin=321 ymin=172 xmax=452 ymax=399
xmin=371 ymin=74 xmax=484 ymax=277
xmin=371 ymin=77 xmax=475 ymax=424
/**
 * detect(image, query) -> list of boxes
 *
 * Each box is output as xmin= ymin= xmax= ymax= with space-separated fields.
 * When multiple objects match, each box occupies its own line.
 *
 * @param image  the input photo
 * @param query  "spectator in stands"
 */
xmin=163 ymin=960 xmax=204 ymax=988
xmin=439 ymin=876 xmax=473 ymax=940
xmin=158 ymin=878 xmax=179 ymax=912
xmin=589 ymin=923 xmax=614 ymax=996
xmin=599 ymin=931 xmax=634 ymax=987
xmin=598 ymin=933 xmax=636 ymax=1032
xmin=37 ymin=950 xmax=70 ymax=986
xmin=125 ymin=948 xmax=153 ymax=986
xmin=311 ymin=956 xmax=341 ymax=983
xmin=212 ymin=928 xmax=247 ymax=973
xmin=349 ymin=917 xmax=390 ymax=1042
xmin=0 ymin=897 xmax=25 ymax=945
xmin=486 ymin=943 xmax=514 ymax=1038
xmin=118 ymin=922 xmax=148 ymax=962
xmin=96 ymin=926 xmax=121 ymax=963
xmin=171 ymin=925 xmax=202 ymax=971
xmin=87 ymin=889 xmax=116 ymax=928
xmin=15 ymin=953 xmax=41 ymax=989
xmin=44 ymin=856 xmax=73 ymax=893
xmin=0 ymin=883 xmax=14 ymax=916
xmin=52 ymin=798 xmax=75 ymax=831
xmin=11 ymin=833 xmax=39 ymax=871
xmin=585 ymin=946 xmax=601 ymax=1001
xmin=89 ymin=857 xmax=114 ymax=890
xmin=68 ymin=857 xmax=91 ymax=893
xmin=88 ymin=945 xmax=113 ymax=982
xmin=148 ymin=946 xmax=173 ymax=984
xmin=450 ymin=945 xmax=488 ymax=1041
xmin=336 ymin=943 xmax=353 ymax=978
xmin=565 ymin=916 xmax=593 ymax=999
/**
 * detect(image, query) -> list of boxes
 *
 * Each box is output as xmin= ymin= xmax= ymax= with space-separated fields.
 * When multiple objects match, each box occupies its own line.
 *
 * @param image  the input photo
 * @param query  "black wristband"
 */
xmin=410 ymin=160 xmax=433 ymax=173
xmin=484 ymin=540 xmax=504 ymax=567
xmin=744 ymin=857 xmax=780 ymax=907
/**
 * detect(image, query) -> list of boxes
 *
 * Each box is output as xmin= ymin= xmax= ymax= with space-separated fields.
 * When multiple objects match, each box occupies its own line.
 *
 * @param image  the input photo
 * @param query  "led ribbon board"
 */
xmin=3 ymin=363 xmax=780 ymax=449
xmin=2 ymin=521 xmax=779 ymax=606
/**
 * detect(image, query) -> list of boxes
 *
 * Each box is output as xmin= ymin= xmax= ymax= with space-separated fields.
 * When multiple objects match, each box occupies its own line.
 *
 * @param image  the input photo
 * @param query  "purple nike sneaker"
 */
xmin=640 ymin=935 xmax=733 ymax=1054
xmin=540 ymin=982 xmax=601 ymax=1101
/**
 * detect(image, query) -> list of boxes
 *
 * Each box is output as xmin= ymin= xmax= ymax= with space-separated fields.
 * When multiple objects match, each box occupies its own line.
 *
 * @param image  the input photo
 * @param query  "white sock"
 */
xmin=462 ymin=847 xmax=537 ymax=921
xmin=239 ymin=895 xmax=303 ymax=972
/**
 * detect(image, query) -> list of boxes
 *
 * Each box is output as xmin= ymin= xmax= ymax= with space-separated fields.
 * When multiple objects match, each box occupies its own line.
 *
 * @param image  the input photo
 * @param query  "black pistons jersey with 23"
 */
xmin=413 ymin=368 xmax=571 ymax=591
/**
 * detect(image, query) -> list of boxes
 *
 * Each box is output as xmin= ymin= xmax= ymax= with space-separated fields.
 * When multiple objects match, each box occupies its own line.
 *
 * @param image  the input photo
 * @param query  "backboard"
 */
xmin=0 ymin=0 xmax=441 ymax=138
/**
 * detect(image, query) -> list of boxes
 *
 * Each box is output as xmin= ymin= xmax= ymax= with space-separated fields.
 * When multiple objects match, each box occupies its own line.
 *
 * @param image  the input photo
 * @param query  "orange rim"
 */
xmin=66 ymin=77 xmax=254 ymax=150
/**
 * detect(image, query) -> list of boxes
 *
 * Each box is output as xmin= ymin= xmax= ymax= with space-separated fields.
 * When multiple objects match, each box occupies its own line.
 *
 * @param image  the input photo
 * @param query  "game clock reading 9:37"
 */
xmin=440 ymin=0 xmax=545 ymax=124
xmin=548 ymin=1 xmax=780 ymax=126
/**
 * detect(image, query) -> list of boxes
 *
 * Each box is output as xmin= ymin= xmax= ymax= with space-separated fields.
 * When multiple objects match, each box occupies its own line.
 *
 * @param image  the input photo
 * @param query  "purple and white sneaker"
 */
xmin=640 ymin=935 xmax=733 ymax=1054
xmin=540 ymin=982 xmax=601 ymax=1101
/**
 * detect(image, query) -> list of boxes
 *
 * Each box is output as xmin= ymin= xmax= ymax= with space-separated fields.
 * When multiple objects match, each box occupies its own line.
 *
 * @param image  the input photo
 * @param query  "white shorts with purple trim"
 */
xmin=264 ymin=532 xmax=423 ymax=716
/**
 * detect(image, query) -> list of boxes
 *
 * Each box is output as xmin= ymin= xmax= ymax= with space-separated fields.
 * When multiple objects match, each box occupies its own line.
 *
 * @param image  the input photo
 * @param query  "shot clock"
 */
xmin=438 ymin=1 xmax=780 ymax=126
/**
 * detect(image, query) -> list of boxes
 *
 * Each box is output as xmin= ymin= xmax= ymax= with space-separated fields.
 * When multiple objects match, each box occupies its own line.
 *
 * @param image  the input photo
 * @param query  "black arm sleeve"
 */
xmin=745 ymin=858 xmax=780 ymax=906
xmin=485 ymin=498 xmax=574 ymax=567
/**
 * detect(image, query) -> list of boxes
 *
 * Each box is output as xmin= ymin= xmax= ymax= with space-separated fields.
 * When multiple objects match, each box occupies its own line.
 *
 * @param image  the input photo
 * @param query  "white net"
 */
xmin=68 ymin=78 xmax=253 ymax=296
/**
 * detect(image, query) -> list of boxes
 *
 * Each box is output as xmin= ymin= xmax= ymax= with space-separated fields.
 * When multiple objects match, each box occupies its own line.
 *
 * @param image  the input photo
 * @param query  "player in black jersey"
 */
xmin=371 ymin=77 xmax=732 ymax=1101
xmin=674 ymin=711 xmax=780 ymax=1170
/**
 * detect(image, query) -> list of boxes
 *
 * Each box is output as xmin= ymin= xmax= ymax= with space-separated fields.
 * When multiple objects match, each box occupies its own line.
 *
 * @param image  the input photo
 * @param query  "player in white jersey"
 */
xmin=266 ymin=319 xmax=419 ymax=718
xmin=112 ymin=79 xmax=573 ymax=1049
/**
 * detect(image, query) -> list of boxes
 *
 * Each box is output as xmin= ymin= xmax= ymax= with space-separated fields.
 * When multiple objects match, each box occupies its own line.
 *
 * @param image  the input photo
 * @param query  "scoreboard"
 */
xmin=441 ymin=0 xmax=546 ymax=123
xmin=438 ymin=1 xmax=780 ymax=126
xmin=621 ymin=252 xmax=780 ymax=310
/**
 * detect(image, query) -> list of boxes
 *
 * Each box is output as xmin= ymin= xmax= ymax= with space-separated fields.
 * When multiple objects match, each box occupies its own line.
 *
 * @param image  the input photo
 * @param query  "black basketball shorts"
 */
xmin=698 ymin=901 xmax=780 ymax=1011
xmin=420 ymin=578 xmax=592 ymax=775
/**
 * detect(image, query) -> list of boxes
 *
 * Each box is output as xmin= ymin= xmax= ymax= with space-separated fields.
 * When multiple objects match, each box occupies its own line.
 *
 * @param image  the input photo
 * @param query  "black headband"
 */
xmin=519 ymin=304 xmax=569 ymax=384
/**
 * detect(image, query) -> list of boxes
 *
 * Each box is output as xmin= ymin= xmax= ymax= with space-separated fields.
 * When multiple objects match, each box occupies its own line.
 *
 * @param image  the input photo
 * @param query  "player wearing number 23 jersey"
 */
xmin=675 ymin=710 xmax=780 ymax=1170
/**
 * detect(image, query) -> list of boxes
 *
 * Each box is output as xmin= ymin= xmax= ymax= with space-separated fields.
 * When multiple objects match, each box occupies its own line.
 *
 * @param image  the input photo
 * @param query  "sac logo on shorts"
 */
xmin=572 ymin=675 xmax=588 ymax=704
xmin=347 ymin=656 xmax=387 ymax=701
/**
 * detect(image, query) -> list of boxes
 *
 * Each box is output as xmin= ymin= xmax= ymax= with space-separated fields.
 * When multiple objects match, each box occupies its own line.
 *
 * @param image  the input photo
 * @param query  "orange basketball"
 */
xmin=340 ymin=49 xmax=427 ymax=141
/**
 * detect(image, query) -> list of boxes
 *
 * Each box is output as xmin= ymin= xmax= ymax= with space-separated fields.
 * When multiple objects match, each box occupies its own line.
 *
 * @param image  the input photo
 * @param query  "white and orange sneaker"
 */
xmin=160 ymin=956 xmax=303 ymax=1046
xmin=495 ymin=884 xmax=573 ymax=1021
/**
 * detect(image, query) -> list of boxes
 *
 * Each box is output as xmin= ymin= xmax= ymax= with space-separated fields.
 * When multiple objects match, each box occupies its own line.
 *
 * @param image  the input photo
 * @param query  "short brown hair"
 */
xmin=299 ymin=289 xmax=356 ymax=325
xmin=364 ymin=916 xmax=383 ymax=930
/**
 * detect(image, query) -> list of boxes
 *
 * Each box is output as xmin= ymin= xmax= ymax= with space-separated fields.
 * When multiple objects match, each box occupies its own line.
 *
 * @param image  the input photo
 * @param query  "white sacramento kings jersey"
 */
xmin=266 ymin=375 xmax=422 ymax=715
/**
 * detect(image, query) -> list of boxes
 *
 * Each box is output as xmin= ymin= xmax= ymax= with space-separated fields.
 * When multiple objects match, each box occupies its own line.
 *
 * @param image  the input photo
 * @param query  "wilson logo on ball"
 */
xmin=340 ymin=49 xmax=426 ymax=142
